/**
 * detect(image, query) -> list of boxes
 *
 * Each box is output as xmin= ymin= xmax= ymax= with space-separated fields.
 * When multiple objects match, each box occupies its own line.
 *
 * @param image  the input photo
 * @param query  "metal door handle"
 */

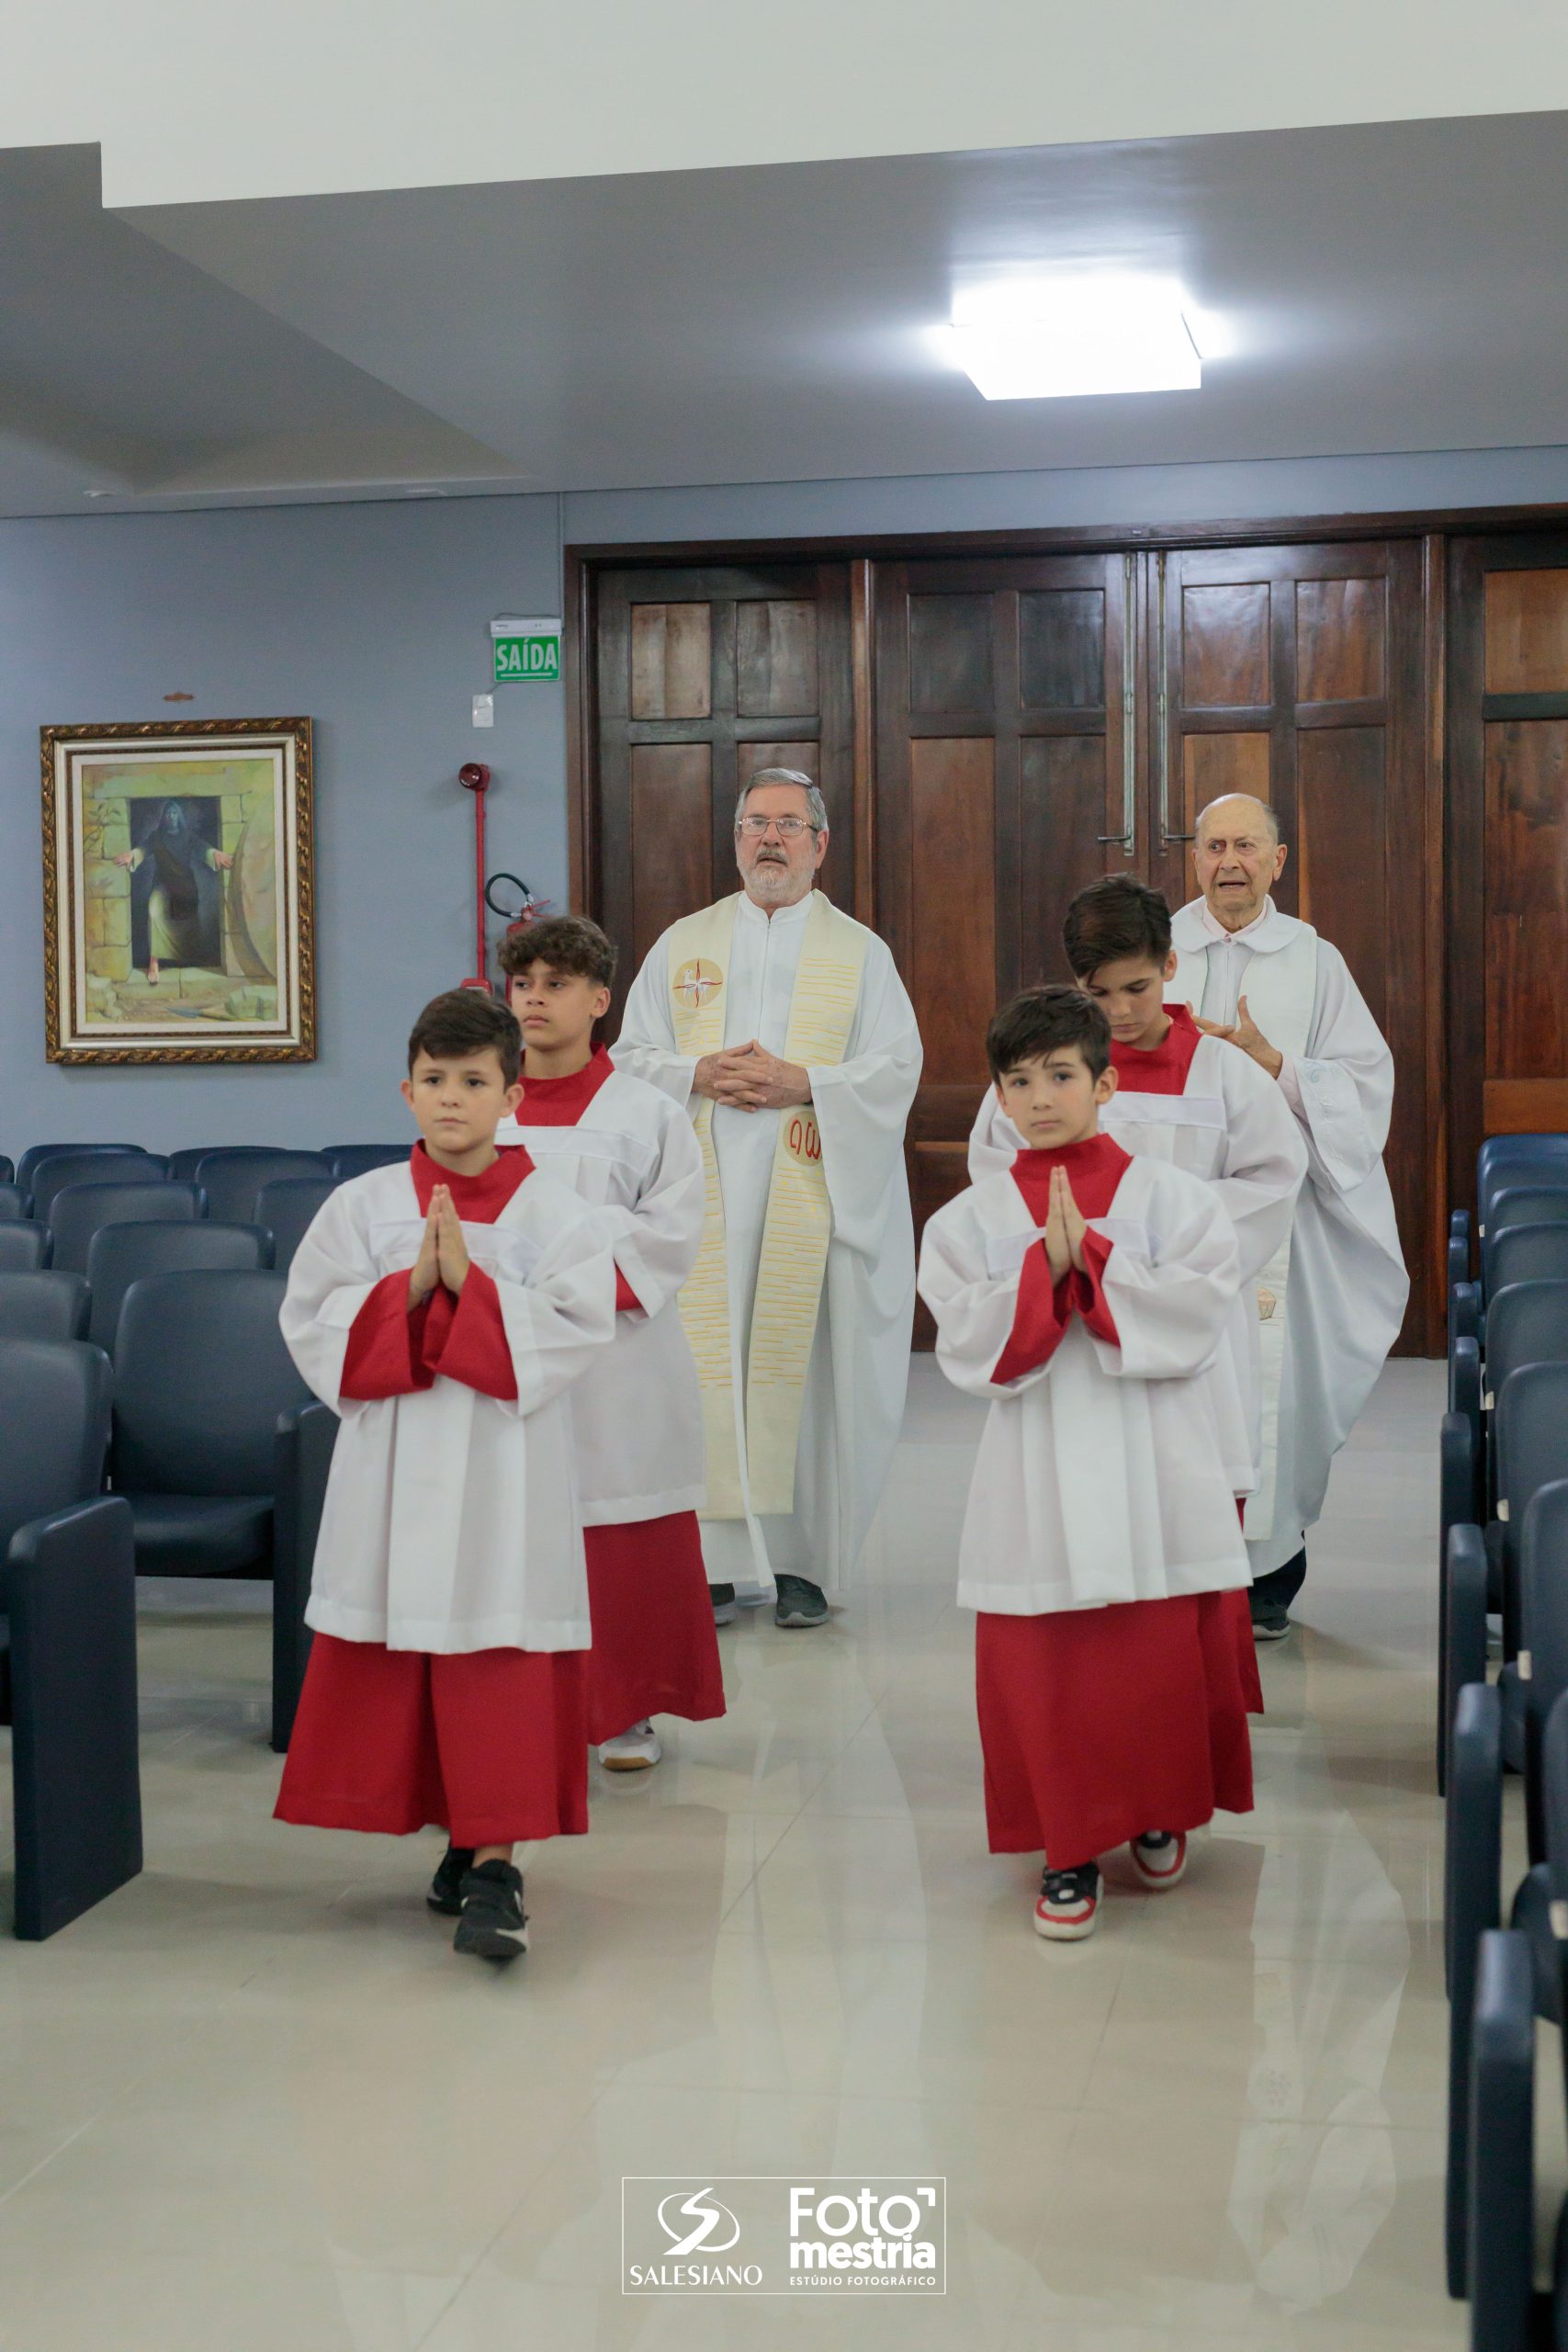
xmin=1156 ymin=554 xmax=1193 ymax=843
xmin=1097 ymin=553 xmax=1137 ymax=850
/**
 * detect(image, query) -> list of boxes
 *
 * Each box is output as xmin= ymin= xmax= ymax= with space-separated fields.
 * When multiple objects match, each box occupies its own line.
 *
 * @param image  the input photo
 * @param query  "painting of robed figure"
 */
xmin=42 ymin=718 xmax=314 ymax=1064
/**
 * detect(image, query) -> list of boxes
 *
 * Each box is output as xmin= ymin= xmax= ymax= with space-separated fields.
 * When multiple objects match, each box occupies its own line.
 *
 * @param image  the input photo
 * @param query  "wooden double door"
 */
xmin=582 ymin=538 xmax=1433 ymax=1348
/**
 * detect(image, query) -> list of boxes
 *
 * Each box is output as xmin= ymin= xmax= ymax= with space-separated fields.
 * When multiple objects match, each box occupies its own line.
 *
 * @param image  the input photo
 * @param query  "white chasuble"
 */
xmin=919 ymin=1156 xmax=1248 ymax=1615
xmin=614 ymin=888 xmax=922 ymax=1597
xmin=497 ymin=1066 xmax=706 ymax=1525
xmin=1169 ymin=895 xmax=1409 ymax=1577
xmin=967 ymin=1035 xmax=1306 ymax=1500
xmin=280 ymin=1162 xmax=622 ymax=1652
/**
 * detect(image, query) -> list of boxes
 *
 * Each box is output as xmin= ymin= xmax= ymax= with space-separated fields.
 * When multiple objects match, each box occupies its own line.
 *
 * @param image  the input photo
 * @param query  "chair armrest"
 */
xmin=2 ymin=1497 xmax=141 ymax=1940
xmin=1450 ymin=1278 xmax=1480 ymax=1351
xmin=1465 ymin=1928 xmax=1537 ymax=2332
xmin=1440 ymin=1416 xmax=1481 ymax=1559
xmin=1447 ymin=1523 xmax=1492 ymax=1738
xmin=1449 ymin=1334 xmax=1481 ymax=1430
xmin=271 ymin=1400 xmax=338 ymax=1753
xmin=1445 ymin=1680 xmax=1505 ymax=2295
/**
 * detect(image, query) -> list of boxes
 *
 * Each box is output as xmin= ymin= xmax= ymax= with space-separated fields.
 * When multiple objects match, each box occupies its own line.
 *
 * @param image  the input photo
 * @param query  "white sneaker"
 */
xmin=598 ymin=1720 xmax=662 ymax=1771
xmin=1130 ymin=1829 xmax=1188 ymax=1890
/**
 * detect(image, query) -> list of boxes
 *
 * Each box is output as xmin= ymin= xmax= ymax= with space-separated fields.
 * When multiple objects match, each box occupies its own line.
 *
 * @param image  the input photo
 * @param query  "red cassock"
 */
xmin=510 ymin=1051 xmax=724 ymax=1744
xmin=972 ymin=1137 xmax=1258 ymax=1868
xmin=275 ymin=1145 xmax=590 ymax=1846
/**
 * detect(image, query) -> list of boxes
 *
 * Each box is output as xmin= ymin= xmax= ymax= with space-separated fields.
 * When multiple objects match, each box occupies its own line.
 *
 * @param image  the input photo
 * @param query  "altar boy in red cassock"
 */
xmin=275 ymin=989 xmax=622 ymax=1966
xmin=918 ymin=986 xmax=1255 ymax=1941
xmin=495 ymin=914 xmax=723 ymax=1771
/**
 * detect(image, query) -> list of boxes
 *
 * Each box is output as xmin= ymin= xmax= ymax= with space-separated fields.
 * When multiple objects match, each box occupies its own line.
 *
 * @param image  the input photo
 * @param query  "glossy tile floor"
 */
xmin=0 ymin=1360 xmax=1459 ymax=2350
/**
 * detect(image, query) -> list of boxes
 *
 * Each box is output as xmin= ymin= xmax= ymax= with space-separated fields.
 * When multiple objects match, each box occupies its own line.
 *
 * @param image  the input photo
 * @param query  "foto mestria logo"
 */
xmin=622 ymin=2176 xmax=946 ymax=2296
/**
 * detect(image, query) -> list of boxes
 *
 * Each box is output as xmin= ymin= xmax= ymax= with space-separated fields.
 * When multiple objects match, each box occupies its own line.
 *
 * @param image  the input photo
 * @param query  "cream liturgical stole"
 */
xmin=1172 ymin=921 xmax=1318 ymax=1539
xmin=668 ymin=891 xmax=868 ymax=1518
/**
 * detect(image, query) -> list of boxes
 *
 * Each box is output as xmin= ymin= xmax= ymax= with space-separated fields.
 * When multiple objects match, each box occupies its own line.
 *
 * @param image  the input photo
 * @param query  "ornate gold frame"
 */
xmin=40 ymin=715 xmax=315 ymax=1065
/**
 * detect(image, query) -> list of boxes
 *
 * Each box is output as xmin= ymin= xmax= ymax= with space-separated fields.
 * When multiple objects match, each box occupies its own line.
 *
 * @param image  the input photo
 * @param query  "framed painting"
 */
xmin=41 ymin=717 xmax=315 ymax=1064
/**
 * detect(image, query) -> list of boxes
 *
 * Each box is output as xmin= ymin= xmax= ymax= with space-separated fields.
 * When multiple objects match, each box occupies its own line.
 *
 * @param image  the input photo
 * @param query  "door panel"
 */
xmin=1151 ymin=541 xmax=1428 ymax=1351
xmin=874 ymin=552 xmax=1134 ymax=1339
xmin=593 ymin=561 xmax=853 ymax=1025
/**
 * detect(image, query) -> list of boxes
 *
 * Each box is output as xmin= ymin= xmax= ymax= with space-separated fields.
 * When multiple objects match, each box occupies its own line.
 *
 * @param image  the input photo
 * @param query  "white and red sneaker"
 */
xmin=1130 ymin=1830 xmax=1188 ymax=1890
xmin=1033 ymin=1861 xmax=1101 ymax=1940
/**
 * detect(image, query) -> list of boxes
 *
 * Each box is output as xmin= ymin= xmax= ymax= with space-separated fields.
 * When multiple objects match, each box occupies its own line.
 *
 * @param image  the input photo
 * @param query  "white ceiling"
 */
xmin=8 ymin=0 xmax=1567 ymax=209
xmin=6 ymin=112 xmax=1568 ymax=514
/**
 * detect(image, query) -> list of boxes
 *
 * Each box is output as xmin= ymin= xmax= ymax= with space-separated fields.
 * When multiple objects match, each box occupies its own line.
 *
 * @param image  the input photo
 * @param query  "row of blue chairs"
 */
xmin=0 ymin=1141 xmax=405 ymax=1229
xmin=0 ymin=1143 xmax=408 ymax=1305
xmin=0 ymin=1180 xmax=330 ymax=1283
xmin=1442 ymin=1134 xmax=1568 ymax=2340
xmin=0 ymin=1275 xmax=339 ymax=1938
xmin=1 ymin=1140 xmax=405 ymax=1199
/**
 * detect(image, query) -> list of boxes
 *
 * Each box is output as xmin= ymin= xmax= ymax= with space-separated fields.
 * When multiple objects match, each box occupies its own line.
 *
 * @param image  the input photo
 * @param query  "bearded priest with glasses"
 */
xmin=614 ymin=768 xmax=923 ymax=1631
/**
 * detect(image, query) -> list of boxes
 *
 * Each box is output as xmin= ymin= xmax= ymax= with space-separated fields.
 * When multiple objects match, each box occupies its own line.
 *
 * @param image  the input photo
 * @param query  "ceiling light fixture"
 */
xmin=945 ymin=276 xmax=1202 ymax=401
xmin=83 ymin=487 xmax=114 ymax=499
xmin=403 ymin=484 xmax=447 ymax=497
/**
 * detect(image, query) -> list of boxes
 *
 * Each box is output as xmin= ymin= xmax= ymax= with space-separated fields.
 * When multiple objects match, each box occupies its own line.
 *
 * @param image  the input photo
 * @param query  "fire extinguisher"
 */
xmin=455 ymin=763 xmax=553 ymax=989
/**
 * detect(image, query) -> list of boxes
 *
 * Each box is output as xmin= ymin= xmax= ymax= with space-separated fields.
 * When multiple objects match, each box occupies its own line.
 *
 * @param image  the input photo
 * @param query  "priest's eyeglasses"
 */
xmin=736 ymin=815 xmax=818 ymax=837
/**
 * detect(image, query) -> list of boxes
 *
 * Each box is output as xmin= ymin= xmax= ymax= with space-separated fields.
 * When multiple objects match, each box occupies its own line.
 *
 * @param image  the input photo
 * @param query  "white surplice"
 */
xmin=496 ymin=1065 xmax=705 ymax=1525
xmin=614 ymin=888 xmax=922 ymax=1597
xmin=1168 ymin=895 xmax=1410 ymax=1577
xmin=280 ymin=1161 xmax=621 ymax=1652
xmin=919 ymin=1154 xmax=1249 ymax=1614
xmin=967 ymin=1032 xmax=1306 ymax=1496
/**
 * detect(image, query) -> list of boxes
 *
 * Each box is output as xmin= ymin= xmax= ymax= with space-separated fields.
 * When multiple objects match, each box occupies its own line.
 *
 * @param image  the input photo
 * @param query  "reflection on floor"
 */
xmin=0 ymin=1360 xmax=1460 ymax=2349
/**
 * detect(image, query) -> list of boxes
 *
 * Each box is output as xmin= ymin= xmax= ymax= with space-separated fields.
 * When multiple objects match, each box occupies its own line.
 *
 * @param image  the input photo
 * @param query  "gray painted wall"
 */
xmin=0 ymin=494 xmax=566 ymax=1156
xmin=6 ymin=438 xmax=1568 ymax=1156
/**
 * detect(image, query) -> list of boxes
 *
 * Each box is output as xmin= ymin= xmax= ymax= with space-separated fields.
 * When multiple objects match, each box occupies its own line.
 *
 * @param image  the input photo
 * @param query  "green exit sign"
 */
xmin=491 ymin=616 xmax=562 ymax=684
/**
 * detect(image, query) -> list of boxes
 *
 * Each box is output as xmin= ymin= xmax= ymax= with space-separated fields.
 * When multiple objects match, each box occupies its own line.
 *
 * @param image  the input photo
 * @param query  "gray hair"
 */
xmin=736 ymin=768 xmax=828 ymax=832
xmin=1193 ymin=793 xmax=1280 ymax=848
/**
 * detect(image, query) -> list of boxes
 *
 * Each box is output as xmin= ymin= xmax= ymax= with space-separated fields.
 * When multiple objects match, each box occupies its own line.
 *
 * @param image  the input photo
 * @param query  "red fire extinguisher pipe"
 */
xmin=457 ymin=763 xmax=491 ymax=988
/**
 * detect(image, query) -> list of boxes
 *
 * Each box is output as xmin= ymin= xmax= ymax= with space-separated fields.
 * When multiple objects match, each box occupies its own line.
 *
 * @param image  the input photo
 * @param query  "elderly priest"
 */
xmin=614 ymin=768 xmax=922 ymax=1630
xmin=1173 ymin=793 xmax=1409 ymax=1639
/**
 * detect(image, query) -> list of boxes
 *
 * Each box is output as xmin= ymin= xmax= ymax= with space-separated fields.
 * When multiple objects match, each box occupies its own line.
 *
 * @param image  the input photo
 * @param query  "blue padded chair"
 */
xmin=254 ymin=1176 xmax=335 ymax=1275
xmin=0 ymin=1227 xmax=50 ymax=1272
xmin=1483 ymin=1187 xmax=1568 ymax=1300
xmin=1461 ymin=1280 xmax=1568 ymax=1510
xmin=47 ymin=1180 xmax=202 ymax=1278
xmin=192 ymin=1149 xmax=332 ymax=1225
xmin=111 ymin=1270 xmax=311 ymax=1743
xmin=1479 ymin=1129 xmax=1568 ymax=1197
xmin=28 ymin=1150 xmax=167 ymax=1227
xmin=167 ymin=1144 xmax=285 ymax=1183
xmin=15 ymin=1143 xmax=143 ymax=1193
xmin=321 ymin=1144 xmax=406 ymax=1181
xmin=0 ymin=1157 xmax=13 ymax=1188
xmin=0 ymin=1273 xmax=89 ymax=1343
xmin=111 ymin=1270 xmax=306 ymax=1578
xmin=0 ymin=1185 xmax=28 ymax=1224
xmin=1462 ymin=1687 xmax=1568 ymax=2334
xmin=85 ymin=1219 xmax=272 ymax=1356
xmin=0 ymin=1337 xmax=141 ymax=1939
xmin=1447 ymin=1478 xmax=1568 ymax=2292
xmin=1490 ymin=1222 xmax=1568 ymax=1295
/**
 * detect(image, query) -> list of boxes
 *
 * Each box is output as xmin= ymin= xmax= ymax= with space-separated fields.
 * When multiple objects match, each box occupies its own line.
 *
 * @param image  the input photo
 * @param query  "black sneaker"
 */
xmin=453 ymin=1860 xmax=529 ymax=1962
xmin=1250 ymin=1600 xmax=1292 ymax=1643
xmin=710 ymin=1581 xmax=738 ymax=1626
xmin=1034 ymin=1861 xmax=1101 ymax=1940
xmin=426 ymin=1843 xmax=475 ymax=1916
xmin=774 ymin=1574 xmax=828 ymax=1629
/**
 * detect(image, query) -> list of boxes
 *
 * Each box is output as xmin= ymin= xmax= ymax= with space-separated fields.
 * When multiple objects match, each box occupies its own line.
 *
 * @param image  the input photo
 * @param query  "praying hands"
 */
xmin=693 ymin=1039 xmax=813 ymax=1111
xmin=408 ymin=1186 xmax=471 ymax=1306
xmin=1043 ymin=1166 xmax=1089 ymax=1283
xmin=1192 ymin=993 xmax=1284 ymax=1081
